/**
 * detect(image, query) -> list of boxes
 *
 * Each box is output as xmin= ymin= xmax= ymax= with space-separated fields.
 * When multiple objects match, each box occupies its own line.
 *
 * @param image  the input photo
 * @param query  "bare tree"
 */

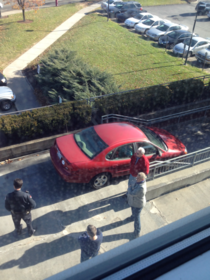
xmin=3 ymin=0 xmax=45 ymax=21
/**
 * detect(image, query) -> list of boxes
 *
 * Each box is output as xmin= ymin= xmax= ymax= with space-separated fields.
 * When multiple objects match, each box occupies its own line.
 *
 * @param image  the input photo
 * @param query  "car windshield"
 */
xmin=184 ymin=38 xmax=197 ymax=47
xmin=140 ymin=126 xmax=167 ymax=150
xmin=157 ymin=24 xmax=169 ymax=31
xmin=74 ymin=127 xmax=108 ymax=159
xmin=134 ymin=14 xmax=143 ymax=19
xmin=143 ymin=19 xmax=155 ymax=26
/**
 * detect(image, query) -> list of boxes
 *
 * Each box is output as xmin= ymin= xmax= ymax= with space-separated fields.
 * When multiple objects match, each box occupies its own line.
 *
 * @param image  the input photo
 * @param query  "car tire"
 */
xmin=1 ymin=100 xmax=12 ymax=111
xmin=90 ymin=173 xmax=111 ymax=190
xmin=187 ymin=51 xmax=192 ymax=58
xmin=144 ymin=29 xmax=149 ymax=35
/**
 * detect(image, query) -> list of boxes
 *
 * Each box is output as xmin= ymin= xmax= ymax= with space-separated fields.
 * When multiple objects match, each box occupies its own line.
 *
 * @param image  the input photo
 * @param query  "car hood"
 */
xmin=0 ymin=86 xmax=14 ymax=99
xmin=56 ymin=134 xmax=91 ymax=163
xmin=147 ymin=28 xmax=164 ymax=36
xmin=175 ymin=42 xmax=193 ymax=51
xmin=148 ymin=127 xmax=186 ymax=152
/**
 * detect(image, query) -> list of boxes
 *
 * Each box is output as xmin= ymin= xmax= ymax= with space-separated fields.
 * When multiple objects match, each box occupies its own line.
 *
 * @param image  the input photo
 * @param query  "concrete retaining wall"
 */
xmin=147 ymin=161 xmax=210 ymax=201
xmin=0 ymin=130 xmax=80 ymax=162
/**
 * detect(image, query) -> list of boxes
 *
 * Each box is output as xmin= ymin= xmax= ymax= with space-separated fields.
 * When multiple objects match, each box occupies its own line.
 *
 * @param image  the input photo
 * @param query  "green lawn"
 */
xmin=0 ymin=3 xmax=86 ymax=71
xmin=34 ymin=12 xmax=203 ymax=90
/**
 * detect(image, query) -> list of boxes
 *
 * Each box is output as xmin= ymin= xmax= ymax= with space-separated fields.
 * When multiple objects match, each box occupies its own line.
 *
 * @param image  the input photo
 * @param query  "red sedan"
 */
xmin=50 ymin=122 xmax=187 ymax=189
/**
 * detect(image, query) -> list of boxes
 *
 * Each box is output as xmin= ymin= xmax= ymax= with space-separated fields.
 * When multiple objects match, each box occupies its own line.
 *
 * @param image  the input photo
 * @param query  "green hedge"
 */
xmin=0 ymin=101 xmax=92 ymax=143
xmin=94 ymin=78 xmax=205 ymax=119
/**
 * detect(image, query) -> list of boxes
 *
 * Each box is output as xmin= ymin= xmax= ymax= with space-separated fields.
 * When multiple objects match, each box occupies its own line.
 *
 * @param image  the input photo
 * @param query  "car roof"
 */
xmin=163 ymin=21 xmax=177 ymax=27
xmin=94 ymin=123 xmax=148 ymax=146
xmin=172 ymin=29 xmax=191 ymax=35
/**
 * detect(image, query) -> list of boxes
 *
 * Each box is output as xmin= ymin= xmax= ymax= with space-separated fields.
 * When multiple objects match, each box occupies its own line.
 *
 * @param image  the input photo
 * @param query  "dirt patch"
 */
xmin=17 ymin=19 xmax=33 ymax=23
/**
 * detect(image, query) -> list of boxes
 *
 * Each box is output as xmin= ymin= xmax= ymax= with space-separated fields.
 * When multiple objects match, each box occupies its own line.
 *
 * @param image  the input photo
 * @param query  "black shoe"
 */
xmin=28 ymin=229 xmax=36 ymax=237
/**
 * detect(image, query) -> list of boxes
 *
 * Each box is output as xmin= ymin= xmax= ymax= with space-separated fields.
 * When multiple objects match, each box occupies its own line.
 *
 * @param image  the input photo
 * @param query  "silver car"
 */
xmin=196 ymin=45 xmax=210 ymax=64
xmin=173 ymin=37 xmax=210 ymax=57
xmin=124 ymin=12 xmax=154 ymax=28
xmin=0 ymin=86 xmax=16 ymax=111
xmin=146 ymin=21 xmax=188 ymax=41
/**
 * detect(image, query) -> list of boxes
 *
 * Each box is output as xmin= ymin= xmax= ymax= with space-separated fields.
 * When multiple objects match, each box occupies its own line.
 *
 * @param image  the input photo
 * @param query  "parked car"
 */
xmin=116 ymin=10 xmax=139 ymax=22
xmin=173 ymin=37 xmax=210 ymax=57
xmin=101 ymin=0 xmax=122 ymax=12
xmin=0 ymin=86 xmax=16 ymax=110
xmin=207 ymin=10 xmax=210 ymax=17
xmin=109 ymin=1 xmax=143 ymax=17
xmin=135 ymin=17 xmax=164 ymax=34
xmin=50 ymin=122 xmax=187 ymax=189
xmin=195 ymin=1 xmax=210 ymax=15
xmin=146 ymin=21 xmax=188 ymax=41
xmin=158 ymin=30 xmax=198 ymax=49
xmin=0 ymin=72 xmax=7 ymax=86
xmin=124 ymin=12 xmax=154 ymax=28
xmin=196 ymin=45 xmax=210 ymax=65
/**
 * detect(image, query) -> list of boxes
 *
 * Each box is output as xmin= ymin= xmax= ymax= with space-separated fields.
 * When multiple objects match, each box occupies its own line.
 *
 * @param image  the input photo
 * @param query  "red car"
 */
xmin=50 ymin=122 xmax=187 ymax=189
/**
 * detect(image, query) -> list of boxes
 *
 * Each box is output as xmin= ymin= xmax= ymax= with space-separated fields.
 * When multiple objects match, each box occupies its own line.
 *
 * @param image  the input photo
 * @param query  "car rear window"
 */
xmin=184 ymin=38 xmax=197 ymax=47
xmin=140 ymin=126 xmax=167 ymax=150
xmin=75 ymin=127 xmax=108 ymax=159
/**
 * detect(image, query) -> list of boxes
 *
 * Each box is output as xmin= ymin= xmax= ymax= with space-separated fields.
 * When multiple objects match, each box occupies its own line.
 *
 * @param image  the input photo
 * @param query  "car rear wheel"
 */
xmin=1 ymin=100 xmax=12 ymax=111
xmin=91 ymin=173 xmax=111 ymax=190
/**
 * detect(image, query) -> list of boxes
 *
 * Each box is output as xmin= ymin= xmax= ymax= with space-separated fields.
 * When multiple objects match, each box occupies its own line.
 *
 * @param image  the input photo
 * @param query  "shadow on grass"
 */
xmin=113 ymin=64 xmax=183 ymax=76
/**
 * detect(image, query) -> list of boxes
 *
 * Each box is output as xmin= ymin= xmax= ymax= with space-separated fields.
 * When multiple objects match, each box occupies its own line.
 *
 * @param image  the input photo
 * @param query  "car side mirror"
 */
xmin=157 ymin=149 xmax=163 ymax=156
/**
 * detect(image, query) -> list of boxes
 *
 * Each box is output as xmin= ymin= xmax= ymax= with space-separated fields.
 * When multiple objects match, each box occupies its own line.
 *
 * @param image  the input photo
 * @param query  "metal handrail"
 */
xmin=148 ymin=147 xmax=210 ymax=180
xmin=101 ymin=104 xmax=210 ymax=125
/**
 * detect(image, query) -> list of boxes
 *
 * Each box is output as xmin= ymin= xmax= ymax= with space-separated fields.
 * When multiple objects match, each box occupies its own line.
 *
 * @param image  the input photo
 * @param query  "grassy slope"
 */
xmin=42 ymin=13 xmax=203 ymax=90
xmin=0 ymin=3 xmax=85 ymax=71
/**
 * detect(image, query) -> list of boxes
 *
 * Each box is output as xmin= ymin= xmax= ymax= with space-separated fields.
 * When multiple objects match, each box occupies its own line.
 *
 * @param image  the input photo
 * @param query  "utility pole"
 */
xmin=184 ymin=12 xmax=198 ymax=65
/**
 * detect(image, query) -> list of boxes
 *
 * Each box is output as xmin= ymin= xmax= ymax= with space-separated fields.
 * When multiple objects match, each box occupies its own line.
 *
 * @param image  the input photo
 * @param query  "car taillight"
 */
xmin=140 ymin=7 xmax=142 ymax=10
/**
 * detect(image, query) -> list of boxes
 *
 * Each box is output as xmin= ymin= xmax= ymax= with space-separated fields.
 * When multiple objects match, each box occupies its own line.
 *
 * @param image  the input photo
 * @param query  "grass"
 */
xmin=33 ymin=12 xmax=204 ymax=91
xmin=0 ymin=3 xmax=86 ymax=71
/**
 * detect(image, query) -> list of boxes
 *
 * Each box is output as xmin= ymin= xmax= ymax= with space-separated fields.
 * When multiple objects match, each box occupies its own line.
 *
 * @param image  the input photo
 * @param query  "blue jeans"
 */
xmin=81 ymin=250 xmax=98 ymax=263
xmin=128 ymin=174 xmax=136 ymax=188
xmin=131 ymin=207 xmax=143 ymax=235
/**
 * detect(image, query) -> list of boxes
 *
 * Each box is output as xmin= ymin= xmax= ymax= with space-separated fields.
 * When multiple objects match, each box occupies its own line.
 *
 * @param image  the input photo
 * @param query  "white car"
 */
xmin=124 ymin=12 xmax=154 ymax=28
xmin=146 ymin=21 xmax=188 ymax=41
xmin=0 ymin=86 xmax=16 ymax=111
xmin=173 ymin=37 xmax=210 ymax=57
xmin=135 ymin=17 xmax=164 ymax=34
xmin=101 ymin=0 xmax=122 ymax=12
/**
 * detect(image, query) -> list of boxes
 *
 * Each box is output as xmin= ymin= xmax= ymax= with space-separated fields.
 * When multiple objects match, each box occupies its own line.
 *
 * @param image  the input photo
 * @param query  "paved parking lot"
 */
xmin=144 ymin=3 xmax=210 ymax=39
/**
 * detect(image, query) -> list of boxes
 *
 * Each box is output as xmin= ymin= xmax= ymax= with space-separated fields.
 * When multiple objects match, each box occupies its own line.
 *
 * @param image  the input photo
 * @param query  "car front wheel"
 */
xmin=1 ymin=100 xmax=12 ymax=111
xmin=91 ymin=173 xmax=111 ymax=190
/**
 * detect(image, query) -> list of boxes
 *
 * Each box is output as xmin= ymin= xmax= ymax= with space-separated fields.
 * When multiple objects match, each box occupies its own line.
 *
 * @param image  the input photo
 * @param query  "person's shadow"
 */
xmin=0 ymin=217 xmax=135 ymax=270
xmin=0 ymin=193 xmax=131 ymax=247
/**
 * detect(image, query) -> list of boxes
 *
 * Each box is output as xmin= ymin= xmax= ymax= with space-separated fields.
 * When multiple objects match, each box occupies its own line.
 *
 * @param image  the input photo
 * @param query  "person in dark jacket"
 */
xmin=78 ymin=225 xmax=103 ymax=262
xmin=127 ymin=172 xmax=147 ymax=238
xmin=5 ymin=178 xmax=36 ymax=237
xmin=128 ymin=147 xmax=149 ymax=189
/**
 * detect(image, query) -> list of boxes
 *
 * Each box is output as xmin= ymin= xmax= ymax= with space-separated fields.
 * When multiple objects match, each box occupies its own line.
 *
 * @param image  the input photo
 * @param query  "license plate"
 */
xmin=57 ymin=150 xmax=62 ymax=160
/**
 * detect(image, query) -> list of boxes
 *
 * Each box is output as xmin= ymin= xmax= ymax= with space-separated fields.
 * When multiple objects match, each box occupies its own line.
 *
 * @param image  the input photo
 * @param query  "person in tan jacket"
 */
xmin=127 ymin=172 xmax=147 ymax=238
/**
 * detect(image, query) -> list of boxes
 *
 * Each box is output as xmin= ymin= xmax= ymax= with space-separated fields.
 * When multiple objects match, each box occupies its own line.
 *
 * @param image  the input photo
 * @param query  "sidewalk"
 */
xmin=0 ymin=153 xmax=210 ymax=279
xmin=3 ymin=3 xmax=100 ymax=111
